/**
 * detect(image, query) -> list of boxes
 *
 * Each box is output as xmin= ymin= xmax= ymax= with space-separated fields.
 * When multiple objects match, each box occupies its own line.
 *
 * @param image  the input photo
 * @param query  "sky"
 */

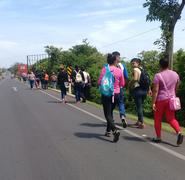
xmin=0 ymin=0 xmax=184 ymax=68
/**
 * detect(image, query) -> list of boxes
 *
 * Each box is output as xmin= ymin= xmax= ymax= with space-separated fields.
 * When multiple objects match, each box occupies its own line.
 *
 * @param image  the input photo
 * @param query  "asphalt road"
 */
xmin=0 ymin=78 xmax=185 ymax=180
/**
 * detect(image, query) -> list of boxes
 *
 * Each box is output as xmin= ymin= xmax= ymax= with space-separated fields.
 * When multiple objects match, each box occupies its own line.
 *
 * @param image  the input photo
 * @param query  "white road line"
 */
xmin=39 ymin=90 xmax=185 ymax=161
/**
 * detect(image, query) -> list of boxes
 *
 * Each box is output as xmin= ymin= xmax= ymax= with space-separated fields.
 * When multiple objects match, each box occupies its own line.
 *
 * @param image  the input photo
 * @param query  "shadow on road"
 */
xmin=122 ymin=136 xmax=146 ymax=142
xmin=74 ymin=132 xmax=113 ymax=143
xmin=80 ymin=123 xmax=106 ymax=128
xmin=145 ymin=137 xmax=178 ymax=147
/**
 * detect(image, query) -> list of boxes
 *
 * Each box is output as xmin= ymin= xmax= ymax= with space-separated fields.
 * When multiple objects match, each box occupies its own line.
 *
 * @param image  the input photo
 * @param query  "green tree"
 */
xmin=143 ymin=0 xmax=185 ymax=69
xmin=45 ymin=45 xmax=63 ymax=73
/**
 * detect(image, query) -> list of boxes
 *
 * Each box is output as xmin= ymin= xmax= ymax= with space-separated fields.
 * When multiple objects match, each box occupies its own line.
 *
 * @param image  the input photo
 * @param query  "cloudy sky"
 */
xmin=0 ymin=0 xmax=185 ymax=68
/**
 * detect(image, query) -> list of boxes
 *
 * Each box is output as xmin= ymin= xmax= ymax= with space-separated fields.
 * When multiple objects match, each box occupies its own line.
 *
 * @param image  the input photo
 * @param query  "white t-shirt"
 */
xmin=83 ymin=71 xmax=90 ymax=84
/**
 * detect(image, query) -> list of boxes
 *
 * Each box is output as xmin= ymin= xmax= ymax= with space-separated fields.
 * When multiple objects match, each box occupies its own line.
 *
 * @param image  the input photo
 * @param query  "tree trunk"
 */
xmin=165 ymin=27 xmax=174 ymax=70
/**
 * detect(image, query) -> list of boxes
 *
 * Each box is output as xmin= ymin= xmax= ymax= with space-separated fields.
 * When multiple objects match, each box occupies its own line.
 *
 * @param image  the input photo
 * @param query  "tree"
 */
xmin=143 ymin=0 xmax=185 ymax=69
xmin=45 ymin=45 xmax=63 ymax=73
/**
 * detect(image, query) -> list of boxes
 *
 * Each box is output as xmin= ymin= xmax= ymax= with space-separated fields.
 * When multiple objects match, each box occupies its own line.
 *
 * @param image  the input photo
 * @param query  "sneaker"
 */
xmin=177 ymin=133 xmax=183 ymax=146
xmin=105 ymin=131 xmax=111 ymax=137
xmin=113 ymin=130 xmax=120 ymax=143
xmin=152 ymin=138 xmax=162 ymax=143
xmin=121 ymin=117 xmax=127 ymax=128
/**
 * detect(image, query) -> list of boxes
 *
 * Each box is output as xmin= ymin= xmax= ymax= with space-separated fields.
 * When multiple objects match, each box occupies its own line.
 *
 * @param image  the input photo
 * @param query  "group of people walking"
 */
xmin=98 ymin=52 xmax=183 ymax=145
xmin=25 ymin=52 xmax=183 ymax=145
xmin=26 ymin=65 xmax=91 ymax=104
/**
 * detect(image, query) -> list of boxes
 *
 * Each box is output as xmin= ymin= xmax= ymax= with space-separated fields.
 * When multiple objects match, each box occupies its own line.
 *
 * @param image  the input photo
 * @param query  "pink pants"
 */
xmin=154 ymin=99 xmax=181 ymax=138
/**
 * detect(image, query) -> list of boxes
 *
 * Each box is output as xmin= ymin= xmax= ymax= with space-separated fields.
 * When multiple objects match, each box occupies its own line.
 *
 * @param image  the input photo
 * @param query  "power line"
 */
xmin=100 ymin=26 xmax=160 ymax=48
xmin=100 ymin=18 xmax=185 ymax=49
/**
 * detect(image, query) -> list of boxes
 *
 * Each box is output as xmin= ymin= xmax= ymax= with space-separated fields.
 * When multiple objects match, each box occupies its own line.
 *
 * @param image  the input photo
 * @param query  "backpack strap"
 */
xmin=158 ymin=73 xmax=171 ymax=98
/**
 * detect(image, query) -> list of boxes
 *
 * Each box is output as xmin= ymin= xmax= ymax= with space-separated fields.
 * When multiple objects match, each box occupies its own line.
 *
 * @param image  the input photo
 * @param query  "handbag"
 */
xmin=159 ymin=73 xmax=181 ymax=111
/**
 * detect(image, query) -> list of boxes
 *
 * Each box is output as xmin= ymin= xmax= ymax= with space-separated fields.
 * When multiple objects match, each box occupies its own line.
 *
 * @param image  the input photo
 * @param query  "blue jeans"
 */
xmin=74 ymin=83 xmax=82 ymax=102
xmin=118 ymin=88 xmax=126 ymax=119
xmin=29 ymin=80 xmax=34 ymax=89
xmin=133 ymin=87 xmax=147 ymax=123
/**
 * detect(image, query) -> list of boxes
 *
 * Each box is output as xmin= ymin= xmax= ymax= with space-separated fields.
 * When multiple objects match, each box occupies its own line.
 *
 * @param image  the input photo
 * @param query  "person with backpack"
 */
xmin=50 ymin=72 xmax=57 ymax=89
xmin=98 ymin=54 xmax=125 ymax=143
xmin=57 ymin=65 xmax=69 ymax=103
xmin=152 ymin=57 xmax=183 ymax=145
xmin=81 ymin=67 xmax=91 ymax=102
xmin=72 ymin=65 xmax=85 ymax=103
xmin=112 ymin=51 xmax=128 ymax=128
xmin=129 ymin=58 xmax=150 ymax=129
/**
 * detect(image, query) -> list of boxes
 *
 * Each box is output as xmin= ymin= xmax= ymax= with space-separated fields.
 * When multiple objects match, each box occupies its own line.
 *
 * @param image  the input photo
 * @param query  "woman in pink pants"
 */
xmin=152 ymin=57 xmax=183 ymax=145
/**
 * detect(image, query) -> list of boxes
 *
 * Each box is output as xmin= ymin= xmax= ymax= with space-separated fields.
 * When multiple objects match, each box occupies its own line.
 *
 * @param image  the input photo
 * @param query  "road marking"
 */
xmin=12 ymin=87 xmax=18 ymax=92
xmin=39 ymin=90 xmax=185 ymax=161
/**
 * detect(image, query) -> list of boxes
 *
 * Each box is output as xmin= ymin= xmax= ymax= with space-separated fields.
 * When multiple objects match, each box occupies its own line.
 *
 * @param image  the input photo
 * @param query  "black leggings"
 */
xmin=102 ymin=94 xmax=119 ymax=132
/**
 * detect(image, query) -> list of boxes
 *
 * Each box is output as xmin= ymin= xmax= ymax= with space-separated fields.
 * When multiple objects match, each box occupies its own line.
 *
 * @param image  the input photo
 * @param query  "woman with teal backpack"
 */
xmin=98 ymin=54 xmax=125 ymax=143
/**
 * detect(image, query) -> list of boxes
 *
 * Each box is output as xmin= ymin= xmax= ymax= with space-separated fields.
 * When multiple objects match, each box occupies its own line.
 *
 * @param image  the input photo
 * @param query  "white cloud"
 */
xmin=0 ymin=40 xmax=18 ymax=49
xmin=78 ymin=6 xmax=140 ymax=17
xmin=89 ymin=19 xmax=136 ymax=45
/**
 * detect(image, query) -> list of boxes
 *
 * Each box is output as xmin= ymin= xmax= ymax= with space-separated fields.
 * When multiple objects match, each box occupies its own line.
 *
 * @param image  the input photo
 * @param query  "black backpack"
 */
xmin=139 ymin=68 xmax=150 ymax=91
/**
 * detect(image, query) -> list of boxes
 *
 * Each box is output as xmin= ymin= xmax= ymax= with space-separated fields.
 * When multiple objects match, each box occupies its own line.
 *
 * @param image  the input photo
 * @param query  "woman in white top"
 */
xmin=28 ymin=71 xmax=35 ymax=89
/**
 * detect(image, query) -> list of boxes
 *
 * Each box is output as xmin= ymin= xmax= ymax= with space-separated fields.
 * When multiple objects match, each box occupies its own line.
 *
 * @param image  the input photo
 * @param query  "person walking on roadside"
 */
xmin=57 ymin=65 xmax=69 ymax=103
xmin=129 ymin=58 xmax=149 ymax=129
xmin=50 ymin=72 xmax=57 ymax=89
xmin=35 ymin=71 xmax=41 ymax=89
xmin=112 ymin=51 xmax=128 ymax=128
xmin=72 ymin=66 xmax=85 ymax=103
xmin=28 ymin=71 xmax=35 ymax=90
xmin=40 ymin=70 xmax=45 ymax=89
xmin=81 ymin=67 xmax=91 ymax=102
xmin=43 ymin=72 xmax=49 ymax=90
xmin=98 ymin=54 xmax=125 ymax=142
xmin=152 ymin=57 xmax=183 ymax=145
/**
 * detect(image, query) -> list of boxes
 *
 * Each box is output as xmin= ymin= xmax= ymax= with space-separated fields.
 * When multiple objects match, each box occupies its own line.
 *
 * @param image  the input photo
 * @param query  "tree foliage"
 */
xmin=143 ymin=0 xmax=185 ymax=69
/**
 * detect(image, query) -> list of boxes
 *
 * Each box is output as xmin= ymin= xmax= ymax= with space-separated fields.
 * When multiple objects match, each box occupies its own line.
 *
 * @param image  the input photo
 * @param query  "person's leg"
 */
xmin=165 ymin=104 xmax=181 ymax=134
xmin=118 ymin=88 xmax=126 ymax=119
xmin=102 ymin=95 xmax=112 ymax=133
xmin=165 ymin=101 xmax=183 ymax=145
xmin=81 ymin=84 xmax=86 ymax=102
xmin=134 ymin=95 xmax=143 ymax=123
xmin=154 ymin=100 xmax=165 ymax=139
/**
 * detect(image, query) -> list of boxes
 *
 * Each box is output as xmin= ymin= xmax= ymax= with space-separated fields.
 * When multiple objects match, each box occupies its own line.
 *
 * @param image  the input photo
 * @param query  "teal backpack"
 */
xmin=99 ymin=64 xmax=115 ymax=97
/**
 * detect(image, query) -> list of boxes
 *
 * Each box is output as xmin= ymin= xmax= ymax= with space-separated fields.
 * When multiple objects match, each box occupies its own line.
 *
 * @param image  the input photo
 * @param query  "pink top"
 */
xmin=153 ymin=69 xmax=179 ymax=101
xmin=98 ymin=65 xmax=125 ymax=94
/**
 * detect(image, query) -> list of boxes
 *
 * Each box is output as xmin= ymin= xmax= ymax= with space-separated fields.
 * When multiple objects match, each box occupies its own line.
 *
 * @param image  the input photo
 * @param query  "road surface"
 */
xmin=0 ymin=78 xmax=185 ymax=180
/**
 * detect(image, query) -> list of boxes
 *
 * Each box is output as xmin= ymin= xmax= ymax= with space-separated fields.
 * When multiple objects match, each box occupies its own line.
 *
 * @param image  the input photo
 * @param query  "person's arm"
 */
xmin=152 ymin=83 xmax=159 ymax=111
xmin=152 ymin=74 xmax=160 ymax=111
xmin=98 ymin=67 xmax=106 ymax=86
